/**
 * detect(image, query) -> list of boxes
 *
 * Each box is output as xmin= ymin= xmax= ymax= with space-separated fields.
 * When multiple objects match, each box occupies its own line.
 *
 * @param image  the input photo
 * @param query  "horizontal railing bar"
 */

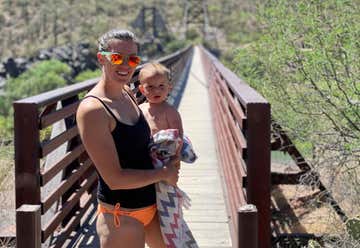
xmin=14 ymin=45 xmax=192 ymax=108
xmin=215 ymin=79 xmax=246 ymax=140
xmin=217 ymin=132 xmax=240 ymax=202
xmin=40 ymin=102 xmax=80 ymax=129
xmin=216 ymin=131 xmax=240 ymax=226
xmin=212 ymin=89 xmax=239 ymax=204
xmin=200 ymin=46 xmax=268 ymax=107
xmin=42 ymin=173 xmax=97 ymax=242
xmin=50 ymin=191 xmax=96 ymax=248
xmin=40 ymin=126 xmax=78 ymax=157
xmin=42 ymin=159 xmax=92 ymax=214
xmin=218 ymin=105 xmax=247 ymax=206
xmin=41 ymin=144 xmax=85 ymax=186
xmin=13 ymin=78 xmax=98 ymax=107
xmin=39 ymin=103 xmax=57 ymax=121
xmin=218 ymin=100 xmax=247 ymax=179
xmin=210 ymin=82 xmax=245 ymax=244
xmin=215 ymin=88 xmax=245 ymax=198
xmin=215 ymin=83 xmax=247 ymax=154
xmin=212 ymin=80 xmax=247 ymax=203
xmin=220 ymin=95 xmax=247 ymax=151
xmin=215 ymin=72 xmax=247 ymax=128
xmin=157 ymin=45 xmax=192 ymax=65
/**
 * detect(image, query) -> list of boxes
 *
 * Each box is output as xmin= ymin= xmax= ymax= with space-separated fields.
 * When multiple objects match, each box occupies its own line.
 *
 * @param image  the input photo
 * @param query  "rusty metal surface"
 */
xmin=14 ymin=103 xmax=41 ymax=209
xmin=238 ymin=204 xmax=258 ymax=248
xmin=246 ymin=103 xmax=271 ymax=248
xmin=16 ymin=204 xmax=41 ymax=248
xmin=199 ymin=45 xmax=271 ymax=248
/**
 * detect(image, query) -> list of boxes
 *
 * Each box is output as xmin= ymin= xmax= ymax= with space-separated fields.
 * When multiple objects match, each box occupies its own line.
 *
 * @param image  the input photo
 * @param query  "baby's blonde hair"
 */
xmin=139 ymin=62 xmax=171 ymax=84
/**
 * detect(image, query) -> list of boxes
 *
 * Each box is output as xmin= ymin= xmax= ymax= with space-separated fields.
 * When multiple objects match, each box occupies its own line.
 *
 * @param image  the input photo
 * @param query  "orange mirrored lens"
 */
xmin=102 ymin=52 xmax=140 ymax=67
xmin=128 ymin=56 xmax=141 ymax=68
xmin=110 ymin=54 xmax=124 ymax=65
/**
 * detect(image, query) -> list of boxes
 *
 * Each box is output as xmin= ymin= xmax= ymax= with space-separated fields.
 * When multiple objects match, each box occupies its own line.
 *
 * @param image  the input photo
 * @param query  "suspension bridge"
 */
xmin=9 ymin=2 xmax=350 ymax=248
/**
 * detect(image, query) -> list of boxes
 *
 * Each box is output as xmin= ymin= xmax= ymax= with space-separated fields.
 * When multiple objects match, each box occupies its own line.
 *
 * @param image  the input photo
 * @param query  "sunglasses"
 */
xmin=100 ymin=52 xmax=141 ymax=68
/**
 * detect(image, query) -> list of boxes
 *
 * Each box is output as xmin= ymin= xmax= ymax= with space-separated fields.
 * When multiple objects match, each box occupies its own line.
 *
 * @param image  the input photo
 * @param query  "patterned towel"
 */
xmin=149 ymin=129 xmax=199 ymax=248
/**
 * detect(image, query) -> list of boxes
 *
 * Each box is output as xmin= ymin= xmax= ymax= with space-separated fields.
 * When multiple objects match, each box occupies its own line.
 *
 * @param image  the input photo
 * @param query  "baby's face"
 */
xmin=140 ymin=74 xmax=172 ymax=104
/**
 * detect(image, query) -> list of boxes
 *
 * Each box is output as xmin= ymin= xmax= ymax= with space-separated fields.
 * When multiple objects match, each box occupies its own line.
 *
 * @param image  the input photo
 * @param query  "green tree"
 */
xmin=232 ymin=1 xmax=360 ymax=233
xmin=0 ymin=59 xmax=71 ymax=137
xmin=74 ymin=69 xmax=101 ymax=83
xmin=5 ymin=59 xmax=71 ymax=104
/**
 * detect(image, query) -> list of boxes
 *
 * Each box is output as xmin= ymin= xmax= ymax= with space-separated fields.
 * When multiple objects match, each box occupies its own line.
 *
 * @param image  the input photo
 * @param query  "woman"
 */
xmin=76 ymin=29 xmax=179 ymax=248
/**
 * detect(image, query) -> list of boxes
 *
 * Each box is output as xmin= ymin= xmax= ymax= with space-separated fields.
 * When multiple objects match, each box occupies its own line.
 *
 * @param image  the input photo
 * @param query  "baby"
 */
xmin=139 ymin=62 xmax=183 ymax=138
xmin=139 ymin=62 xmax=197 ymax=164
xmin=139 ymin=62 xmax=198 ymax=247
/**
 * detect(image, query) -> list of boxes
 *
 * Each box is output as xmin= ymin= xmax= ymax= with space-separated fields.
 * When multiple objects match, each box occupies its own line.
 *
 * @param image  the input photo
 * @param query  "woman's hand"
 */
xmin=162 ymin=155 xmax=180 ymax=186
xmin=175 ymin=139 xmax=183 ymax=170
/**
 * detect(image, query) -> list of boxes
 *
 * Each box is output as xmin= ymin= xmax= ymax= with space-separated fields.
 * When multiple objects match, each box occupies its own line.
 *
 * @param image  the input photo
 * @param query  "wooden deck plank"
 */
xmin=176 ymin=46 xmax=232 ymax=247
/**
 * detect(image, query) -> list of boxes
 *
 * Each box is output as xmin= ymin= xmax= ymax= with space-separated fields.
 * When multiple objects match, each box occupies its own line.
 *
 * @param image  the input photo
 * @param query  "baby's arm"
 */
xmin=166 ymin=106 xmax=183 ymax=139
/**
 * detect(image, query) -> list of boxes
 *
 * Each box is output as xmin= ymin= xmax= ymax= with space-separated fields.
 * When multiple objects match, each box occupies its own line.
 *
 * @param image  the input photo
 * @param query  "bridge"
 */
xmin=12 ymin=45 xmax=345 ymax=248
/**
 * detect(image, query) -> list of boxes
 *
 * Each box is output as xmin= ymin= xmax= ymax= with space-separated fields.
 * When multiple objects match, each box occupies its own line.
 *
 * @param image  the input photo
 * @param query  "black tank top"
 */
xmin=83 ymin=94 xmax=156 ymax=208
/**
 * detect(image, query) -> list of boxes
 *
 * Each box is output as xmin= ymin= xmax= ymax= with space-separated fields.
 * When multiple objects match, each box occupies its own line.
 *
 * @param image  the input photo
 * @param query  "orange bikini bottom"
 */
xmin=97 ymin=202 xmax=157 ymax=228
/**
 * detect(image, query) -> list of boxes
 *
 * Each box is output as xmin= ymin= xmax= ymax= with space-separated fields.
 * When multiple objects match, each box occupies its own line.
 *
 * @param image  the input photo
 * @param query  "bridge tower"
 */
xmin=131 ymin=6 xmax=168 ymax=42
xmin=182 ymin=0 xmax=212 ymax=41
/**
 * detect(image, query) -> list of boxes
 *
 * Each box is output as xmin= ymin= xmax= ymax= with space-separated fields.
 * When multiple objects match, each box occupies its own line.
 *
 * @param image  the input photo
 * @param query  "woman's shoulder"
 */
xmin=78 ymin=95 xmax=103 ymax=112
xmin=77 ymin=95 xmax=109 ymax=122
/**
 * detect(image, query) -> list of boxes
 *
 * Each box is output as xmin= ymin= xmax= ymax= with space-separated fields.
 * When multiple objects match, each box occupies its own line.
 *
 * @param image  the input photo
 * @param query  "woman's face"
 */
xmin=98 ymin=39 xmax=138 ymax=86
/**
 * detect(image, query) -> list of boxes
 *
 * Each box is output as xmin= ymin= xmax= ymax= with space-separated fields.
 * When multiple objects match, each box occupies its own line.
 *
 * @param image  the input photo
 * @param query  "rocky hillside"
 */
xmin=0 ymin=0 xmax=184 ymax=58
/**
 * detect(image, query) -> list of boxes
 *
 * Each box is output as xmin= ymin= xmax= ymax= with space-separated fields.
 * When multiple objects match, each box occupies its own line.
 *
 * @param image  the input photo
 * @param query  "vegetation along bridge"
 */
xmin=13 ymin=45 xmax=349 ymax=248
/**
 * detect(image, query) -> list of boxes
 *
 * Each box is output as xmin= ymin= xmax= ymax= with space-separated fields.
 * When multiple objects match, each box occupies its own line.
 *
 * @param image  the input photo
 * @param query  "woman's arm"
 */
xmin=76 ymin=98 xmax=179 ymax=190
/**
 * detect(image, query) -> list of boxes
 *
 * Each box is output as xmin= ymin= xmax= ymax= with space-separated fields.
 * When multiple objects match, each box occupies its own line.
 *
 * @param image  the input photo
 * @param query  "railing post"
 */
xmin=246 ymin=103 xmax=271 ymax=248
xmin=16 ymin=204 xmax=41 ymax=248
xmin=238 ymin=204 xmax=258 ymax=248
xmin=14 ymin=102 xmax=41 ymax=208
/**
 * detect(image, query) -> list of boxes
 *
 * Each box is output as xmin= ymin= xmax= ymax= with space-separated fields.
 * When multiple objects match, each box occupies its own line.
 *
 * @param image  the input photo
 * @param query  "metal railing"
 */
xmin=199 ymin=46 xmax=271 ymax=248
xmin=14 ymin=45 xmax=193 ymax=248
xmin=14 ymin=44 xmax=273 ymax=248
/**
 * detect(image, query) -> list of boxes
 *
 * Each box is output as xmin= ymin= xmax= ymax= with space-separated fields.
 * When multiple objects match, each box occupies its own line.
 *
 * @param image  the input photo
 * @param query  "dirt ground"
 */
xmin=0 ymin=166 xmax=15 ymax=238
xmin=270 ymin=162 xmax=346 ymax=237
xmin=271 ymin=184 xmax=344 ymax=234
